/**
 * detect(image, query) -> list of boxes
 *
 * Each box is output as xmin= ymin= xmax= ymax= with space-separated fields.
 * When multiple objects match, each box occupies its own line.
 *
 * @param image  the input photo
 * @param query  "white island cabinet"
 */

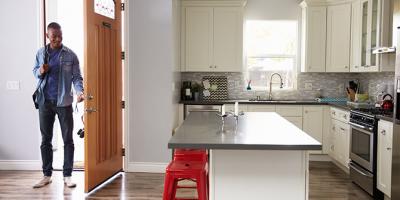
xmin=377 ymin=119 xmax=393 ymax=198
xmin=169 ymin=112 xmax=321 ymax=200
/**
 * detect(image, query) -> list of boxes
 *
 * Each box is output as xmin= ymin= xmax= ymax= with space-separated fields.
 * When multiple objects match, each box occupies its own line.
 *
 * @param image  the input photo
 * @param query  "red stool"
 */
xmin=173 ymin=149 xmax=208 ymax=162
xmin=163 ymin=160 xmax=208 ymax=200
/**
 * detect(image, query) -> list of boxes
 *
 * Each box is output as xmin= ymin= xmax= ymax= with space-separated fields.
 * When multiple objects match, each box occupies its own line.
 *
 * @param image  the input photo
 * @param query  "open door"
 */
xmin=83 ymin=0 xmax=123 ymax=193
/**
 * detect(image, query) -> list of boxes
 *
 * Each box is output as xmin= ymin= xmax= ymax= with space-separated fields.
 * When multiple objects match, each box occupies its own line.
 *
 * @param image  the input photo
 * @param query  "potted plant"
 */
xmin=191 ymin=82 xmax=202 ymax=101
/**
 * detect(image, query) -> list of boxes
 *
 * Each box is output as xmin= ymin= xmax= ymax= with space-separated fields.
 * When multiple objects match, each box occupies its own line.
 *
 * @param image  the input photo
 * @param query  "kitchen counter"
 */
xmin=169 ymin=112 xmax=321 ymax=150
xmin=180 ymin=99 xmax=326 ymax=105
xmin=169 ymin=111 xmax=319 ymax=200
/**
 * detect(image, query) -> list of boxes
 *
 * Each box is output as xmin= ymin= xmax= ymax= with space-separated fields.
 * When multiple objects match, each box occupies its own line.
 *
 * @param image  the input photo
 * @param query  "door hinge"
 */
xmin=122 ymin=148 xmax=125 ymax=156
xmin=121 ymin=100 xmax=125 ymax=109
xmin=121 ymin=3 xmax=125 ymax=11
xmin=121 ymin=51 xmax=125 ymax=60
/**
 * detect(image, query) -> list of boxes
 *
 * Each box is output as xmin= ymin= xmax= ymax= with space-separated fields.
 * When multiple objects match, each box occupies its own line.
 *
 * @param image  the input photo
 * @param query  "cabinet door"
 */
xmin=213 ymin=7 xmax=243 ymax=72
xmin=284 ymin=117 xmax=303 ymax=129
xmin=377 ymin=120 xmax=393 ymax=197
xmin=301 ymin=6 xmax=327 ymax=72
xmin=303 ymin=106 xmax=323 ymax=154
xmin=337 ymin=121 xmax=350 ymax=168
xmin=329 ymin=120 xmax=337 ymax=159
xmin=326 ymin=3 xmax=351 ymax=72
xmin=184 ymin=7 xmax=213 ymax=71
xmin=350 ymin=0 xmax=361 ymax=72
xmin=247 ymin=105 xmax=276 ymax=112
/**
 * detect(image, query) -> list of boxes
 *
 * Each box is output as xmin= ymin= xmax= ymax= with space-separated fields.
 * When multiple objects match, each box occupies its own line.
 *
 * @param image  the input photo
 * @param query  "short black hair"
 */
xmin=47 ymin=22 xmax=61 ymax=30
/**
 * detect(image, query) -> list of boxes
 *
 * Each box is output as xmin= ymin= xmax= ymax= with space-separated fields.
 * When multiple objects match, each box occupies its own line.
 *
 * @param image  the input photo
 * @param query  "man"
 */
xmin=32 ymin=22 xmax=84 ymax=188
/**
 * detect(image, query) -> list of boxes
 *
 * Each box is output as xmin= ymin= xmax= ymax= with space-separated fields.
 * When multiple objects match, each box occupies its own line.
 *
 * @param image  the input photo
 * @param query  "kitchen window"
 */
xmin=245 ymin=20 xmax=298 ymax=90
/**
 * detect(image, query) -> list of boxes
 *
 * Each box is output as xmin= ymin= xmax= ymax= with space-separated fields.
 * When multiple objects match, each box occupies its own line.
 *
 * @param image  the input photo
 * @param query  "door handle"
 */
xmin=86 ymin=107 xmax=97 ymax=113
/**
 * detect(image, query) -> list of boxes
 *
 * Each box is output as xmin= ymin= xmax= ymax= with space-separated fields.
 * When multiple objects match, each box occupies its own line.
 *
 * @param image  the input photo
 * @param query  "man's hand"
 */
xmin=40 ymin=64 xmax=49 ymax=75
xmin=77 ymin=93 xmax=85 ymax=103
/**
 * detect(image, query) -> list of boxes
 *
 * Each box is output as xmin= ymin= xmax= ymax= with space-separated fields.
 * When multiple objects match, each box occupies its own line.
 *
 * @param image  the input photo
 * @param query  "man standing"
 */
xmin=32 ymin=22 xmax=84 ymax=188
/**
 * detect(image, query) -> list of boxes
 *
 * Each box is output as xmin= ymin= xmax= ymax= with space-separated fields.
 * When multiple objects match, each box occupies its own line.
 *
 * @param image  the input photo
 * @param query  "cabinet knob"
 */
xmin=355 ymin=66 xmax=359 ymax=68
xmin=214 ymin=66 xmax=217 ymax=68
xmin=345 ymin=66 xmax=348 ymax=68
xmin=305 ymin=110 xmax=308 ymax=114
xmin=387 ymin=147 xmax=392 ymax=150
xmin=209 ymin=66 xmax=212 ymax=68
xmin=332 ymin=111 xmax=336 ymax=115
xmin=340 ymin=127 xmax=345 ymax=131
xmin=381 ymin=130 xmax=386 ymax=135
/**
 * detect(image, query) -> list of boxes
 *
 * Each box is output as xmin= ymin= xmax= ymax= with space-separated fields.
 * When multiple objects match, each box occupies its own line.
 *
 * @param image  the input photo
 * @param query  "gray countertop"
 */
xmin=168 ymin=112 xmax=322 ymax=150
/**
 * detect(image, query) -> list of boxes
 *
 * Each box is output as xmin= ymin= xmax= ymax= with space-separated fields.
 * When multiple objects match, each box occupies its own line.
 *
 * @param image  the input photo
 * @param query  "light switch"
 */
xmin=6 ymin=81 xmax=20 ymax=90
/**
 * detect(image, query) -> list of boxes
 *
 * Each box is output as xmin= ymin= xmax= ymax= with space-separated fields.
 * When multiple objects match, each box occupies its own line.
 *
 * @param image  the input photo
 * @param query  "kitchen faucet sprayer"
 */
xmin=268 ymin=73 xmax=283 ymax=100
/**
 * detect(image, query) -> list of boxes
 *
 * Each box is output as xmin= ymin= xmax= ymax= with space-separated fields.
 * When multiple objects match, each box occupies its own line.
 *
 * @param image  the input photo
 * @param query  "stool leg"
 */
xmin=171 ymin=179 xmax=178 ymax=200
xmin=197 ymin=172 xmax=208 ymax=200
xmin=163 ymin=172 xmax=173 ymax=200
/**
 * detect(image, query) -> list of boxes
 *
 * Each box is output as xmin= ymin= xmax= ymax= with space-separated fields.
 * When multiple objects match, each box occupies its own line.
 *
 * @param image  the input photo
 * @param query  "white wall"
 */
xmin=0 ymin=0 xmax=41 ymax=167
xmin=244 ymin=0 xmax=301 ymax=20
xmin=128 ymin=0 xmax=174 ymax=171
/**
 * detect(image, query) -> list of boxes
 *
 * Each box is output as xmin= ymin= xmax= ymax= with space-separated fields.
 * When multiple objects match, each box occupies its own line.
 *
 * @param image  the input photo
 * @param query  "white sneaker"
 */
xmin=64 ymin=177 xmax=77 ymax=188
xmin=33 ymin=176 xmax=52 ymax=188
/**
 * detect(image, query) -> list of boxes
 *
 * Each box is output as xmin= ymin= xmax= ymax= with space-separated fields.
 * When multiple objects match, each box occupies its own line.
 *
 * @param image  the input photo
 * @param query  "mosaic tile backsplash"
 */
xmin=181 ymin=72 xmax=395 ymax=102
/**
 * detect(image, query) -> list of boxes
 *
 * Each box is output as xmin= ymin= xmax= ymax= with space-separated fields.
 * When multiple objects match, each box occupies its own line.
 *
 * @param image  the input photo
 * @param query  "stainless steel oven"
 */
xmin=349 ymin=122 xmax=374 ymax=172
xmin=349 ymin=109 xmax=383 ymax=199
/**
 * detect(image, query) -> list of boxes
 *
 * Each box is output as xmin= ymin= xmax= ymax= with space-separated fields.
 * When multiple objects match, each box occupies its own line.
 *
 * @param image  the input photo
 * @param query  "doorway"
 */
xmin=44 ymin=0 xmax=85 ymax=171
xmin=43 ymin=0 xmax=125 ymax=191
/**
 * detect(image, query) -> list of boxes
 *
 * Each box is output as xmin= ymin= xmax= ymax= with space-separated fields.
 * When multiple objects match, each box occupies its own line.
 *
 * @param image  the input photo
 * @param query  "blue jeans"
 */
xmin=39 ymin=100 xmax=74 ymax=177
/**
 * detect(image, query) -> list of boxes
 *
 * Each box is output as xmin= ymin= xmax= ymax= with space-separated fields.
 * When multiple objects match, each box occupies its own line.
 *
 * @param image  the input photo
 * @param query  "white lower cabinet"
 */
xmin=377 ymin=120 xmax=393 ymax=198
xmin=329 ymin=107 xmax=350 ymax=169
xmin=247 ymin=104 xmax=276 ymax=112
xmin=303 ymin=106 xmax=323 ymax=154
xmin=284 ymin=116 xmax=303 ymax=129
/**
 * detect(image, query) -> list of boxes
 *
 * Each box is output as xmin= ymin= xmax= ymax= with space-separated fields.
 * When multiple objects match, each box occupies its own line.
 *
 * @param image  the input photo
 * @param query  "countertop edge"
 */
xmin=168 ymin=143 xmax=322 ymax=151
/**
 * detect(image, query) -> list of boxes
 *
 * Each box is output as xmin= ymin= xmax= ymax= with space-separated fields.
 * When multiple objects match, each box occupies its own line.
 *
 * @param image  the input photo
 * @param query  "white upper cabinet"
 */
xmin=326 ymin=3 xmax=351 ymax=72
xmin=181 ymin=1 xmax=245 ymax=72
xmin=184 ymin=7 xmax=214 ymax=71
xmin=350 ymin=0 xmax=394 ymax=72
xmin=300 ymin=4 xmax=327 ymax=72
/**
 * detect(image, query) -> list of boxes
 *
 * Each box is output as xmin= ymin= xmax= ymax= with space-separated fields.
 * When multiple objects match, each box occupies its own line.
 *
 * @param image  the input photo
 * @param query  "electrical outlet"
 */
xmin=338 ymin=83 xmax=344 ymax=92
xmin=6 ymin=81 xmax=20 ymax=90
xmin=304 ymin=83 xmax=312 ymax=90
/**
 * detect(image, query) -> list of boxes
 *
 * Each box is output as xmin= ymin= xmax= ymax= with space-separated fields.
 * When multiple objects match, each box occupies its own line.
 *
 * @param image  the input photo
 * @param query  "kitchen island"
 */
xmin=168 ymin=112 xmax=321 ymax=200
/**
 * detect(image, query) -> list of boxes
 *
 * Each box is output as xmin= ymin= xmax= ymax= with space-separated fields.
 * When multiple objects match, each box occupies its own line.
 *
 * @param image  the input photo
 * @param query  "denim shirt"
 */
xmin=33 ymin=45 xmax=84 ymax=107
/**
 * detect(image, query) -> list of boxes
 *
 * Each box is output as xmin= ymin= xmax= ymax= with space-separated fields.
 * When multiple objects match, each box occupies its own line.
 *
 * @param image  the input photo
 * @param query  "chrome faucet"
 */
xmin=268 ymin=73 xmax=283 ymax=100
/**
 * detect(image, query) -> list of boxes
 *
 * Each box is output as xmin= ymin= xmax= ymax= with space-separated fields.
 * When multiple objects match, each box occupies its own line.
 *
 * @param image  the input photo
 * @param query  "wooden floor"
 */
xmin=0 ymin=161 xmax=373 ymax=200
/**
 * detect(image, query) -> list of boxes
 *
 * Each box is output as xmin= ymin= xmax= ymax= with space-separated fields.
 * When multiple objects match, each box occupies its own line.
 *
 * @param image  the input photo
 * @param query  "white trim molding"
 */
xmin=0 ymin=160 xmax=41 ymax=170
xmin=126 ymin=162 xmax=168 ymax=173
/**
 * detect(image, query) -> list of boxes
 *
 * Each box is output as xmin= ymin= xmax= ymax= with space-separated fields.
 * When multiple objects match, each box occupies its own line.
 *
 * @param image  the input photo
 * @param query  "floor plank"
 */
xmin=0 ymin=161 xmax=373 ymax=200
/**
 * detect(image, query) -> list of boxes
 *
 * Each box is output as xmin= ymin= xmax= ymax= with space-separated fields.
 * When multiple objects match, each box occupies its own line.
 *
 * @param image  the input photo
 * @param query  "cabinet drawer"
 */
xmin=247 ymin=105 xmax=276 ymax=112
xmin=276 ymin=105 xmax=303 ymax=117
xmin=330 ymin=107 xmax=349 ymax=123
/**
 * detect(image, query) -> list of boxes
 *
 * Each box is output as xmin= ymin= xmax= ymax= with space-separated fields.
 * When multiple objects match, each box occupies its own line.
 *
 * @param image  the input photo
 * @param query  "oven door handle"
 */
xmin=349 ymin=162 xmax=373 ymax=178
xmin=348 ymin=122 xmax=373 ymax=131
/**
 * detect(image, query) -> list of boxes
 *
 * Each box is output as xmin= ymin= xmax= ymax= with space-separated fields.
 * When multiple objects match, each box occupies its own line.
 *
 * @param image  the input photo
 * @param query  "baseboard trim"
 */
xmin=0 ymin=160 xmax=41 ymax=170
xmin=126 ymin=162 xmax=168 ymax=173
xmin=309 ymin=154 xmax=332 ymax=162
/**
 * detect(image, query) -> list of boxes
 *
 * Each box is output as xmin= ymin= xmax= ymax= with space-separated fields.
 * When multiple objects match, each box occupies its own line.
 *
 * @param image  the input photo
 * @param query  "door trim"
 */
xmin=123 ymin=0 xmax=130 ymax=172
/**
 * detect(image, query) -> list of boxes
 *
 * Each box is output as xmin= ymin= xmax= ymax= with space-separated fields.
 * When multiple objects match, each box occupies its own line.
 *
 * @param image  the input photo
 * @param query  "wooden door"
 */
xmin=83 ymin=0 xmax=123 ymax=193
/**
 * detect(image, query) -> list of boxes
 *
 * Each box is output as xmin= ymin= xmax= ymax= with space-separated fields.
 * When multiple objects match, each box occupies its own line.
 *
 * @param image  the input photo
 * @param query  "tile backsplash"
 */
xmin=181 ymin=72 xmax=394 ymax=102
